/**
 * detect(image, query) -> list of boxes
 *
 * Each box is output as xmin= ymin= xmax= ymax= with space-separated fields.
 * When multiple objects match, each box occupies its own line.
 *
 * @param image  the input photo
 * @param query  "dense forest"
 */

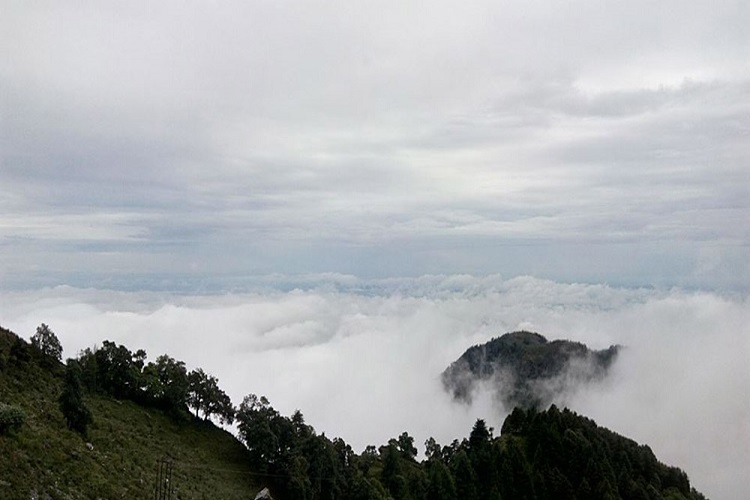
xmin=442 ymin=331 xmax=620 ymax=409
xmin=1 ymin=324 xmax=706 ymax=499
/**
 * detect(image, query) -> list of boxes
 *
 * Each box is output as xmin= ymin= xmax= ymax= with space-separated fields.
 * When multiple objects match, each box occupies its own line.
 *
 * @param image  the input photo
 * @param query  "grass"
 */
xmin=0 ymin=327 xmax=263 ymax=499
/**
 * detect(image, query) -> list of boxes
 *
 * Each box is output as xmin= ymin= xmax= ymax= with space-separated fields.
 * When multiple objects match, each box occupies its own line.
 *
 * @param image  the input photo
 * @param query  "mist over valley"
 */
xmin=2 ymin=275 xmax=747 ymax=498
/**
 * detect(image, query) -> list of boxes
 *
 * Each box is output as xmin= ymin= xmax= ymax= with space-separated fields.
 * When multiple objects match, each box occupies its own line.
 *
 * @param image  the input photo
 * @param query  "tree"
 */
xmin=468 ymin=419 xmax=491 ymax=449
xmin=468 ymin=419 xmax=494 ymax=491
xmin=498 ymin=438 xmax=535 ymax=499
xmin=213 ymin=390 xmax=236 ymax=425
xmin=380 ymin=442 xmax=406 ymax=499
xmin=451 ymin=449 xmax=477 ymax=500
xmin=143 ymin=355 xmax=189 ymax=416
xmin=59 ymin=359 xmax=93 ymax=436
xmin=425 ymin=437 xmax=443 ymax=462
xmin=426 ymin=457 xmax=456 ymax=500
xmin=187 ymin=368 xmax=213 ymax=418
xmin=501 ymin=406 xmax=528 ymax=436
xmin=396 ymin=431 xmax=417 ymax=461
xmin=31 ymin=323 xmax=63 ymax=364
xmin=187 ymin=368 xmax=235 ymax=424
xmin=349 ymin=470 xmax=388 ymax=500
xmin=93 ymin=341 xmax=141 ymax=399
xmin=236 ymin=394 xmax=281 ymax=469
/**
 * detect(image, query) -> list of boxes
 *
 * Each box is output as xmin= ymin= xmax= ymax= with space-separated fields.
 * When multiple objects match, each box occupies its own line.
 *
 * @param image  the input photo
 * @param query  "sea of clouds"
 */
xmin=1 ymin=275 xmax=747 ymax=499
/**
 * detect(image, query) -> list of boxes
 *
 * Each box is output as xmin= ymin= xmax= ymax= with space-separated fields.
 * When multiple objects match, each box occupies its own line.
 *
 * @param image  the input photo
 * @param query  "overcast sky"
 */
xmin=2 ymin=1 xmax=748 ymax=290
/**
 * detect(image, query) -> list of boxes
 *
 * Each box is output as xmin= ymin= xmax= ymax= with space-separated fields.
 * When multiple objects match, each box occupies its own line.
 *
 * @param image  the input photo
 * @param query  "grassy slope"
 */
xmin=0 ymin=327 xmax=262 ymax=500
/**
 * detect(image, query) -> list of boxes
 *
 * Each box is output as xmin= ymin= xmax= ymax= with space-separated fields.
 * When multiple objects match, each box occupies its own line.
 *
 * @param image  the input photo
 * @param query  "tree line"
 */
xmin=234 ymin=398 xmax=707 ymax=500
xmin=10 ymin=324 xmax=234 ymax=436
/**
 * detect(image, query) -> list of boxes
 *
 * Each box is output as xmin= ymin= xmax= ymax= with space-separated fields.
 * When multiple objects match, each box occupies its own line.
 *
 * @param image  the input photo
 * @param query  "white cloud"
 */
xmin=1 ymin=276 xmax=747 ymax=499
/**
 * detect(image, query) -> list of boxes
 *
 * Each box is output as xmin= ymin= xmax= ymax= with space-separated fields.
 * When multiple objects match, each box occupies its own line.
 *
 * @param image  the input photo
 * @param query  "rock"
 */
xmin=254 ymin=487 xmax=274 ymax=500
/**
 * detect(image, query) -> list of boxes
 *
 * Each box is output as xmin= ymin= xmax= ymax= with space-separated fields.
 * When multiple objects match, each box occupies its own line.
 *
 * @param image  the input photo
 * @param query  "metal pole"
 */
xmin=154 ymin=457 xmax=174 ymax=500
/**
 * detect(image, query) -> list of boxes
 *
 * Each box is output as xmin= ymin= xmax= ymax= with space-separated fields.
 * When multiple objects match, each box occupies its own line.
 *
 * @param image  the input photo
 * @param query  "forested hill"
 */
xmin=1 ymin=324 xmax=706 ymax=499
xmin=442 ymin=331 xmax=620 ymax=409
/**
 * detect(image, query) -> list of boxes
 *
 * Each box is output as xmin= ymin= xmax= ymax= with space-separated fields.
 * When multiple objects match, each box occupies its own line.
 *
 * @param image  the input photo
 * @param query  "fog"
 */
xmin=1 ymin=275 xmax=747 ymax=499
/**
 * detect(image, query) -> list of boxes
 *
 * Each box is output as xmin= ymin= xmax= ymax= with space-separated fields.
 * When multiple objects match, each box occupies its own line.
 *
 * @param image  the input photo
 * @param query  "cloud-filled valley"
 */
xmin=1 ymin=275 xmax=747 ymax=499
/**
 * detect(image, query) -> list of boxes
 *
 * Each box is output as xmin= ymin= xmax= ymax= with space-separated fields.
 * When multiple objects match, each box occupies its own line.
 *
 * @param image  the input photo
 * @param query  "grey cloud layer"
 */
xmin=1 ymin=276 xmax=747 ymax=499
xmin=2 ymin=1 xmax=749 ymax=288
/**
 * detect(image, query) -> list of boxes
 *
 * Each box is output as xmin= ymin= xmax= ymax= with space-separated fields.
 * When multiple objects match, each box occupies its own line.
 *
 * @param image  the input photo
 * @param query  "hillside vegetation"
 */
xmin=1 ymin=325 xmax=706 ymax=500
xmin=0 ymin=326 xmax=260 ymax=499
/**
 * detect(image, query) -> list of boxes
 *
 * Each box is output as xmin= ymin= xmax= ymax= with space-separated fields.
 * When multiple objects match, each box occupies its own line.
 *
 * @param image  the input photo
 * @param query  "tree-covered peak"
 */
xmin=442 ymin=331 xmax=620 ymax=409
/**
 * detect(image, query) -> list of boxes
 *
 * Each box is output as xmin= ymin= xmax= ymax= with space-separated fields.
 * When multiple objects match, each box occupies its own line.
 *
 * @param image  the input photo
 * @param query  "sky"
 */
xmin=1 ymin=0 xmax=748 ymax=290
xmin=2 ymin=2 xmax=750 ymax=499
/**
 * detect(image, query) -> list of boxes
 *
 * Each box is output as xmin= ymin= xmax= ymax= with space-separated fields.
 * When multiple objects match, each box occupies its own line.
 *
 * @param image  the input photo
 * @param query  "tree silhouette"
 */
xmin=31 ymin=323 xmax=62 ymax=365
xmin=187 ymin=368 xmax=235 ymax=424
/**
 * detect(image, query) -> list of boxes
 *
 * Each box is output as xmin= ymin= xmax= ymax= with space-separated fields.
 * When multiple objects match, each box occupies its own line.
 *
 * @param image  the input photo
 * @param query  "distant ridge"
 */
xmin=442 ymin=331 xmax=620 ymax=409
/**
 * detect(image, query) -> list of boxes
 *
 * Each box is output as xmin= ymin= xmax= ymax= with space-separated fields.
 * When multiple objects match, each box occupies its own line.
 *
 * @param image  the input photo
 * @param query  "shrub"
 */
xmin=0 ymin=402 xmax=26 ymax=434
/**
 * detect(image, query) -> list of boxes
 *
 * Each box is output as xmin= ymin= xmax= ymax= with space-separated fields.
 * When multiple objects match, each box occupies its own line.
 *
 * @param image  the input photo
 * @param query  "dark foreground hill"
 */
xmin=442 ymin=331 xmax=620 ymax=409
xmin=1 ymin=325 xmax=705 ymax=500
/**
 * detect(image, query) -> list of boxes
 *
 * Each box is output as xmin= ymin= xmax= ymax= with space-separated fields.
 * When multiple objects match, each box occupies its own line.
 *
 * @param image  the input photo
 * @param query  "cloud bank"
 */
xmin=1 ymin=275 xmax=747 ymax=499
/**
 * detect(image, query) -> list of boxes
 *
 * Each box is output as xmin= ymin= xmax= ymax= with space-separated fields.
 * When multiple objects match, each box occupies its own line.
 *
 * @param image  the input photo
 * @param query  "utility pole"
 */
xmin=154 ymin=457 xmax=175 ymax=500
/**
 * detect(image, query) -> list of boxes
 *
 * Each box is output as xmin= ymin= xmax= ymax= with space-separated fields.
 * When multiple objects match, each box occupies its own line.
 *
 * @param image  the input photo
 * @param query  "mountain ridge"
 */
xmin=442 ymin=330 xmax=620 ymax=409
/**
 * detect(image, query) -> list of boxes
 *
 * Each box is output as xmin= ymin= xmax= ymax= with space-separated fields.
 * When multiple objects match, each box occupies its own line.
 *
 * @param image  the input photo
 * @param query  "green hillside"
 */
xmin=0 ymin=326 xmax=262 ymax=499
